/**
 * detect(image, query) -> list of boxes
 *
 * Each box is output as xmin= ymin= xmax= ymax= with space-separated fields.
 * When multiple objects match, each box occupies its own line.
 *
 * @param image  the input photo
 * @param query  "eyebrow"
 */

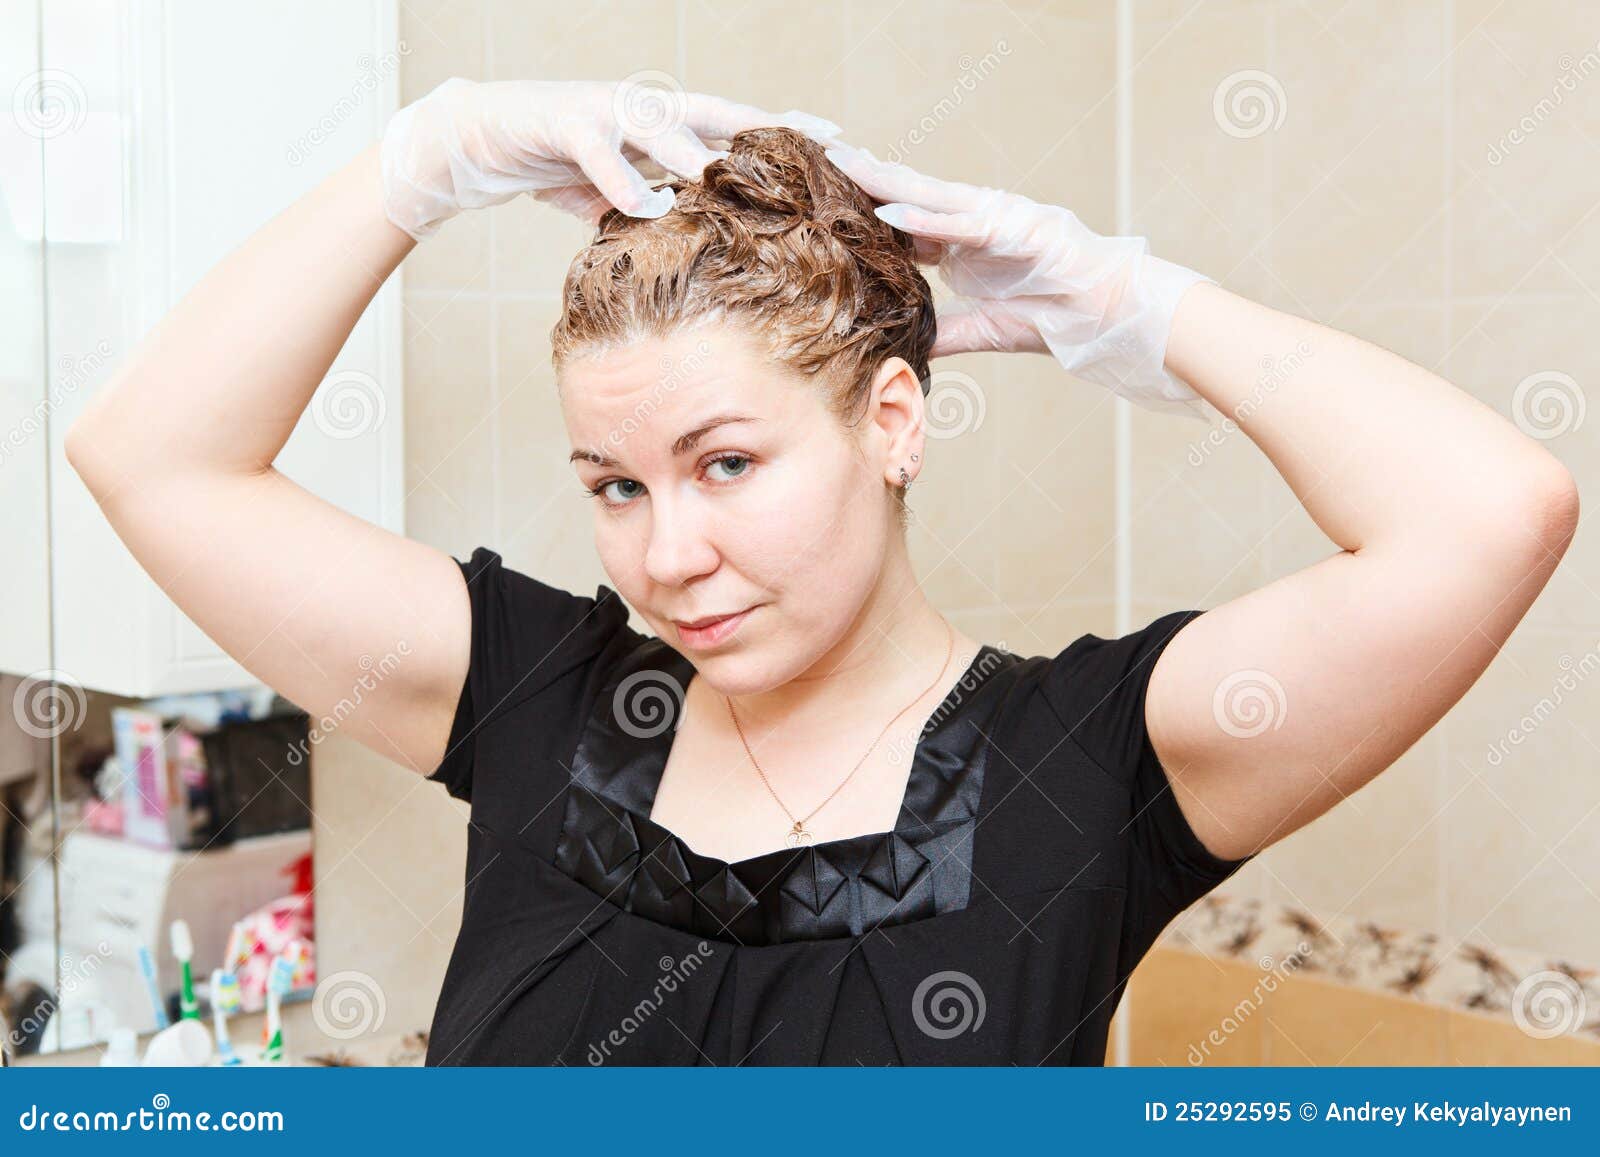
xmin=569 ymin=413 xmax=762 ymax=468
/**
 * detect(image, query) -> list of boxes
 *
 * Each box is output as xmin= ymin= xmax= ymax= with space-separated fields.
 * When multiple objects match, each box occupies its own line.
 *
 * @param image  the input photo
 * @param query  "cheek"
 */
xmin=759 ymin=452 xmax=886 ymax=586
xmin=593 ymin=517 xmax=646 ymax=595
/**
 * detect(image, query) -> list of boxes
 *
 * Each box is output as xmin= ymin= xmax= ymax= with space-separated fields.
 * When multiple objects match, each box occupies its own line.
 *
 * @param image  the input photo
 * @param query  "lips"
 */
xmin=675 ymin=610 xmax=746 ymax=630
xmin=672 ymin=605 xmax=758 ymax=649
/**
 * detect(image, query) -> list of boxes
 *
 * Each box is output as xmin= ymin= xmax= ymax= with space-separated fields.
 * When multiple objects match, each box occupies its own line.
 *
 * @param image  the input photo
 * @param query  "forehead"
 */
xmin=559 ymin=326 xmax=804 ymax=454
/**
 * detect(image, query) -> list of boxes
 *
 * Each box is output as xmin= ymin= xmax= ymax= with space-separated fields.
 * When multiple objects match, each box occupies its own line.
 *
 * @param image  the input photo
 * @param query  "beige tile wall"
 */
xmin=314 ymin=0 xmax=1600 ymax=1065
xmin=1126 ymin=0 xmax=1600 ymax=966
xmin=1119 ymin=0 xmax=1600 ymax=1061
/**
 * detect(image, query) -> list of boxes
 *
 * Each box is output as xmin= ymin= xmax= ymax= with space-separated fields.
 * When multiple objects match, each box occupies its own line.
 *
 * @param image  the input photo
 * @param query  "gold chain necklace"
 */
xmin=726 ymin=619 xmax=957 ymax=848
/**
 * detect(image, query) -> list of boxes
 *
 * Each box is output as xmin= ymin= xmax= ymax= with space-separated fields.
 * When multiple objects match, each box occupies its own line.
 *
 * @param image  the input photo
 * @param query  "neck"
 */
xmin=726 ymin=542 xmax=971 ymax=739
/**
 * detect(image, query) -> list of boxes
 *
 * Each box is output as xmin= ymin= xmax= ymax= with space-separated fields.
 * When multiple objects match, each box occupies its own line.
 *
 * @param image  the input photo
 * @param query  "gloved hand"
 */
xmin=382 ymin=77 xmax=845 ymax=237
xmin=823 ymin=143 xmax=1215 ymax=420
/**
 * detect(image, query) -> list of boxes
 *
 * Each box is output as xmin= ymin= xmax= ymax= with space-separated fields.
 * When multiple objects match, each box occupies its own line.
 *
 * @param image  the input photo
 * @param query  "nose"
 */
xmin=641 ymin=488 xmax=719 ymax=591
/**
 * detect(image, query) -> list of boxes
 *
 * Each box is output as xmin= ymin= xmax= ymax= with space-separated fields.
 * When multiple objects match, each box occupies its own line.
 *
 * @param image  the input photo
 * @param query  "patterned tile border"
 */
xmin=1160 ymin=892 xmax=1600 ymax=1042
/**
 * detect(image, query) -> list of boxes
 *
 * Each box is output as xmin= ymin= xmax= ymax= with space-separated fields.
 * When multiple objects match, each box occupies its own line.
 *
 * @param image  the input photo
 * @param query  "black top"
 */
xmin=422 ymin=547 xmax=1256 ymax=1066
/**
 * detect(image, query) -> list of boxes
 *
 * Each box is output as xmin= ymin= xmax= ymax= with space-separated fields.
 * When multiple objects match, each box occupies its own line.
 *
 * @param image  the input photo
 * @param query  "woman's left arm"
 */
xmin=1148 ymin=283 xmax=1577 ymax=860
xmin=820 ymin=142 xmax=1579 ymax=863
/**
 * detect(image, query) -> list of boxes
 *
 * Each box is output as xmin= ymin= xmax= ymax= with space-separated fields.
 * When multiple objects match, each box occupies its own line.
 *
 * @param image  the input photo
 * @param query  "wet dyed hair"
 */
xmin=549 ymin=125 xmax=937 ymax=524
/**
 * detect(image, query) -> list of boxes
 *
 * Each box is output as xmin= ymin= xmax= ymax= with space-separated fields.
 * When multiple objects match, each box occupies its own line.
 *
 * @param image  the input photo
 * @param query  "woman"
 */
xmin=65 ymin=78 xmax=1578 ymax=1066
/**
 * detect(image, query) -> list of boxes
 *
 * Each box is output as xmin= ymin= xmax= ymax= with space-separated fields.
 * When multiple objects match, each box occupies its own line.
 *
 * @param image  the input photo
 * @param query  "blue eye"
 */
xmin=587 ymin=479 xmax=644 ymax=506
xmin=585 ymin=452 xmax=756 ymax=510
xmin=706 ymin=453 xmax=749 ymax=480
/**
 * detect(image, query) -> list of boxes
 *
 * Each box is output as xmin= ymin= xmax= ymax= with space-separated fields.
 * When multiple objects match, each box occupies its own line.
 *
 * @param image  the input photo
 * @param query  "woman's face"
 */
xmin=559 ymin=324 xmax=905 ymax=694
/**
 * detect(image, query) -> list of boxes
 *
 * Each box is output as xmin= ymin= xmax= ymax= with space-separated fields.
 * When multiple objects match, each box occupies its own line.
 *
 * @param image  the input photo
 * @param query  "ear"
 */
xmin=865 ymin=356 xmax=927 ymax=489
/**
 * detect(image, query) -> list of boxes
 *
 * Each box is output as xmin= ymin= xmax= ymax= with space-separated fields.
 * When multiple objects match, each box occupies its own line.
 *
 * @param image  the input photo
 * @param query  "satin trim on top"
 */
xmin=553 ymin=637 xmax=1019 ymax=944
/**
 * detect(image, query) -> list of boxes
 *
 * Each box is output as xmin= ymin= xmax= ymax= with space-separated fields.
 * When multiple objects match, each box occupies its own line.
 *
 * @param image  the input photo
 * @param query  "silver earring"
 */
xmin=911 ymin=453 xmax=919 ymax=462
xmin=898 ymin=466 xmax=911 ymax=489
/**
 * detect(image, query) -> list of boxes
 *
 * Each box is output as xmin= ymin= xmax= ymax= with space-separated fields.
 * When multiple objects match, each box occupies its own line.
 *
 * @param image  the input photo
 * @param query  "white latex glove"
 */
xmin=382 ymin=77 xmax=845 ymax=237
xmin=823 ymin=143 xmax=1215 ymax=421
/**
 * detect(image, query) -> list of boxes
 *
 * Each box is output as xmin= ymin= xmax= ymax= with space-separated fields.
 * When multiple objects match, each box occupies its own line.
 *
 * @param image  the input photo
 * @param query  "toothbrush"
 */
xmin=261 ymin=956 xmax=295 ymax=1064
xmin=210 ymin=969 xmax=242 ymax=1066
xmin=137 ymin=945 xmax=170 ymax=1029
xmin=170 ymin=919 xmax=200 ymax=1022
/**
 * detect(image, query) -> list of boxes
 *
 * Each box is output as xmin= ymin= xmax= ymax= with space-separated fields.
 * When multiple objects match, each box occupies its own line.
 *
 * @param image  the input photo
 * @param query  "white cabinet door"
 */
xmin=37 ymin=0 xmax=404 ymax=697
xmin=0 ymin=0 xmax=52 ymax=681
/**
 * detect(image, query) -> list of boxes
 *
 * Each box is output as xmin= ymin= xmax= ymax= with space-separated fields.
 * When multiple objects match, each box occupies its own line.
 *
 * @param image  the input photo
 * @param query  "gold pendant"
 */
xmin=786 ymin=820 xmax=813 ymax=847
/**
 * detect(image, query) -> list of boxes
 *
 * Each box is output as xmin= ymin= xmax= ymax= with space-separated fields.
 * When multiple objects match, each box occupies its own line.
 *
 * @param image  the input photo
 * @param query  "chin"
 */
xmin=680 ymin=643 xmax=802 ymax=698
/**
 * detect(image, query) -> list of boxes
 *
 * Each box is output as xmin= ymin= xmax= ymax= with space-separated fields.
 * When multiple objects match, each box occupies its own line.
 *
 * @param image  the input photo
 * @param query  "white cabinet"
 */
xmin=0 ymin=0 xmax=52 ymax=680
xmin=10 ymin=0 xmax=405 ymax=697
xmin=14 ymin=828 xmax=313 ymax=1050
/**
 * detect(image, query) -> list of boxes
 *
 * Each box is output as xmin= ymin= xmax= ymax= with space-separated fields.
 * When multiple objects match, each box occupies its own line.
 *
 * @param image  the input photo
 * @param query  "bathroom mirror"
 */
xmin=0 ymin=0 xmax=61 ymax=1067
xmin=1 ymin=0 xmax=401 ymax=1062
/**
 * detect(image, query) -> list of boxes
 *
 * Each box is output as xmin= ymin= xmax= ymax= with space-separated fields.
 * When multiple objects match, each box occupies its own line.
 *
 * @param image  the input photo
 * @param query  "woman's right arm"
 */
xmin=65 ymin=81 xmax=843 ymax=776
xmin=64 ymin=142 xmax=471 ymax=777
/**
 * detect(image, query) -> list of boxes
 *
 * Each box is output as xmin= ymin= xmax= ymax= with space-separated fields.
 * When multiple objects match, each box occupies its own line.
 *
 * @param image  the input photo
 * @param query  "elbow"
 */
xmin=1498 ymin=456 xmax=1580 ymax=562
xmin=1528 ymin=459 xmax=1580 ymax=556
xmin=62 ymin=412 xmax=99 ymax=483
xmin=62 ymin=417 xmax=89 ymax=472
xmin=63 ymin=405 xmax=117 ymax=498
